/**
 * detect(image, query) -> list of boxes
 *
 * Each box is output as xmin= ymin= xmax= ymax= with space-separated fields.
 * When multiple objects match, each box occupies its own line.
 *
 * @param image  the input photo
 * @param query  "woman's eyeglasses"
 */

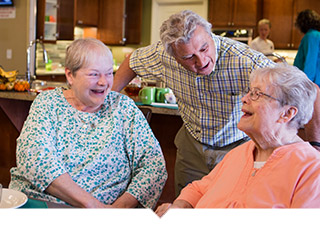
xmin=242 ymin=87 xmax=281 ymax=102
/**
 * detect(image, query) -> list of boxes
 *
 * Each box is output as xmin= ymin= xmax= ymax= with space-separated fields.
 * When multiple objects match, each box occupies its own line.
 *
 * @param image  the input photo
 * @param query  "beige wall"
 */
xmin=0 ymin=0 xmax=29 ymax=75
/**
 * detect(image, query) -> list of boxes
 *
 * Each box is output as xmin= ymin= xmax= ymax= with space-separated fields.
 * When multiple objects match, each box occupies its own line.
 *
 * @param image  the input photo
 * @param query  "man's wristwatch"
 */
xmin=309 ymin=141 xmax=320 ymax=148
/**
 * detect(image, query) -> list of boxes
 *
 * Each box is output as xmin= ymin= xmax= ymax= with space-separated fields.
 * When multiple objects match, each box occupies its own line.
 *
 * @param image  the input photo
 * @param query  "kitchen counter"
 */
xmin=274 ymin=49 xmax=298 ymax=65
xmin=36 ymin=68 xmax=65 ymax=75
xmin=135 ymin=103 xmax=179 ymax=116
xmin=0 ymin=91 xmax=36 ymax=101
xmin=0 ymin=91 xmax=180 ymax=116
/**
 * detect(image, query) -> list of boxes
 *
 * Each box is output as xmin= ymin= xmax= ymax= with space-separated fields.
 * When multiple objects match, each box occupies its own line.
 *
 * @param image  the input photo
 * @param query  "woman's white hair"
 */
xmin=250 ymin=64 xmax=317 ymax=129
xmin=65 ymin=38 xmax=113 ymax=75
xmin=160 ymin=10 xmax=212 ymax=56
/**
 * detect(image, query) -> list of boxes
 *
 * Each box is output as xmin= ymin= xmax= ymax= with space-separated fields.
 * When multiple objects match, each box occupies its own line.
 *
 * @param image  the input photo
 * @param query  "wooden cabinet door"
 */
xmin=98 ymin=0 xmax=142 ymax=45
xmin=263 ymin=0 xmax=294 ymax=49
xmin=208 ymin=0 xmax=233 ymax=27
xmin=57 ymin=0 xmax=74 ymax=40
xmin=209 ymin=0 xmax=259 ymax=28
xmin=98 ymin=0 xmax=125 ymax=45
xmin=36 ymin=0 xmax=46 ymax=40
xmin=36 ymin=0 xmax=74 ymax=42
xmin=232 ymin=0 xmax=259 ymax=27
xmin=75 ymin=0 xmax=99 ymax=27
xmin=124 ymin=0 xmax=142 ymax=44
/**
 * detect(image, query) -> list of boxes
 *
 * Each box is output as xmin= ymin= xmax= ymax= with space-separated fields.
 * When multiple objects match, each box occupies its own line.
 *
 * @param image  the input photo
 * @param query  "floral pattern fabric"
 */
xmin=9 ymin=88 xmax=167 ymax=208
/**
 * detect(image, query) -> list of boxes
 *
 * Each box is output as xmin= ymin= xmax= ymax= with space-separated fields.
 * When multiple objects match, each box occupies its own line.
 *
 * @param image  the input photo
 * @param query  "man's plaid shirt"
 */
xmin=130 ymin=34 xmax=275 ymax=147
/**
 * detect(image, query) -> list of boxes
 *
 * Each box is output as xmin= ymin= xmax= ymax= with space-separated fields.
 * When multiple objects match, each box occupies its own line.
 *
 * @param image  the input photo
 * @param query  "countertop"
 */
xmin=36 ymin=68 xmax=65 ymax=75
xmin=274 ymin=49 xmax=297 ymax=65
xmin=0 ymin=91 xmax=36 ymax=101
xmin=0 ymin=91 xmax=180 ymax=116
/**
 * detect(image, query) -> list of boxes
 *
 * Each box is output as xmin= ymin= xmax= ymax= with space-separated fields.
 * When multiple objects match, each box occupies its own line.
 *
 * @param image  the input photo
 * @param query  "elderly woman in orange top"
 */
xmin=156 ymin=64 xmax=320 ymax=215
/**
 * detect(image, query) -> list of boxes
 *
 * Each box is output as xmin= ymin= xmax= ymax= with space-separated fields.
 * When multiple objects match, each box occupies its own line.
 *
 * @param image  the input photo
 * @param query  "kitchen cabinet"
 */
xmin=36 ymin=0 xmax=74 ymax=42
xmin=263 ymin=0 xmax=320 ymax=49
xmin=75 ymin=0 xmax=99 ymax=27
xmin=262 ymin=0 xmax=294 ymax=49
xmin=208 ymin=0 xmax=261 ymax=28
xmin=97 ymin=0 xmax=142 ymax=45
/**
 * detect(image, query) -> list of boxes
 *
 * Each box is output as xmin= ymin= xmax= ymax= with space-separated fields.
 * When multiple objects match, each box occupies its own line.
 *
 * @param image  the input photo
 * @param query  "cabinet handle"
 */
xmin=77 ymin=20 xmax=83 ymax=24
xmin=231 ymin=22 xmax=234 ymax=26
xmin=228 ymin=22 xmax=231 ymax=26
xmin=119 ymin=37 xmax=127 ymax=44
xmin=287 ymin=43 xmax=290 ymax=47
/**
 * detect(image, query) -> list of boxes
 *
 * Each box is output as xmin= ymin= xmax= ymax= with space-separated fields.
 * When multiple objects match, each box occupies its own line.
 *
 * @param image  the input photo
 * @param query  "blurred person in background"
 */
xmin=294 ymin=9 xmax=320 ymax=87
xmin=250 ymin=19 xmax=275 ymax=55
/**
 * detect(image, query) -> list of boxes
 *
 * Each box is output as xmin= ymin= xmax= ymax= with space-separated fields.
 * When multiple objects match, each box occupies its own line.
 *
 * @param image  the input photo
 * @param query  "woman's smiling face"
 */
xmin=237 ymin=80 xmax=283 ymax=140
xmin=66 ymin=52 xmax=114 ymax=112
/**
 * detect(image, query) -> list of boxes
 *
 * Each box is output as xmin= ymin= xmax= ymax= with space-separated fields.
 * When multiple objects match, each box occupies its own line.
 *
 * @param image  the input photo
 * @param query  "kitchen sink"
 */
xmin=31 ymin=80 xmax=67 ymax=91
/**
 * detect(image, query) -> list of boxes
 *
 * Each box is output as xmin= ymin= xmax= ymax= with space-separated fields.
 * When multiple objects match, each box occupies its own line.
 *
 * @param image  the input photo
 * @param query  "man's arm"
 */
xmin=112 ymin=54 xmax=137 ymax=92
xmin=304 ymin=85 xmax=320 ymax=151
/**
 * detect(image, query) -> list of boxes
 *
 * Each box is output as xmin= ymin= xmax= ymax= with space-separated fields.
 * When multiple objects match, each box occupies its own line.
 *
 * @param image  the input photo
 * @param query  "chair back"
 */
xmin=138 ymin=107 xmax=152 ymax=123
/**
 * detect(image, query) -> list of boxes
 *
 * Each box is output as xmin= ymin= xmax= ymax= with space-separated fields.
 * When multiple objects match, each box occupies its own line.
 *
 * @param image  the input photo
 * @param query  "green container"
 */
xmin=156 ymin=87 xmax=171 ymax=103
xmin=138 ymin=87 xmax=156 ymax=105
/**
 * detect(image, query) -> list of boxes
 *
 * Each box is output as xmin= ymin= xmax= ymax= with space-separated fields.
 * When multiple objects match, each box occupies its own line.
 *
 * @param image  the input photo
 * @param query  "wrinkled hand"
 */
xmin=84 ymin=198 xmax=114 ymax=208
xmin=156 ymin=200 xmax=193 ymax=217
xmin=155 ymin=203 xmax=173 ymax=217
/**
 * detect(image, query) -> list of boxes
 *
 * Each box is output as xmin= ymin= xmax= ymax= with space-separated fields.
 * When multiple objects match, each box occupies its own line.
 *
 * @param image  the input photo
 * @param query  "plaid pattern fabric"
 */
xmin=130 ymin=35 xmax=275 ymax=147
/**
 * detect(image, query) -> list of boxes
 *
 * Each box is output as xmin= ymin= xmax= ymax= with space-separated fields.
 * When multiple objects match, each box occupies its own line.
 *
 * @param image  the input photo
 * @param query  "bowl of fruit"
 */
xmin=0 ymin=66 xmax=30 ymax=92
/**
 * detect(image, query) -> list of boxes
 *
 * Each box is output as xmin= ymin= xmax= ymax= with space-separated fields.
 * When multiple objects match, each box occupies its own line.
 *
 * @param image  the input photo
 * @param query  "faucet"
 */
xmin=265 ymin=53 xmax=287 ymax=63
xmin=26 ymin=39 xmax=48 ymax=84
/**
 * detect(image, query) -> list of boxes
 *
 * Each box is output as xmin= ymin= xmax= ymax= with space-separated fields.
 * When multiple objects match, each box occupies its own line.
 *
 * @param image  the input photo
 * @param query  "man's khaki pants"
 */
xmin=174 ymin=124 xmax=248 ymax=197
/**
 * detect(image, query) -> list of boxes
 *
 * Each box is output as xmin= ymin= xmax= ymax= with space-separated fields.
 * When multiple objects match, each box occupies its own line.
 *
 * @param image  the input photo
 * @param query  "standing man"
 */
xmin=112 ymin=10 xmax=318 ymax=196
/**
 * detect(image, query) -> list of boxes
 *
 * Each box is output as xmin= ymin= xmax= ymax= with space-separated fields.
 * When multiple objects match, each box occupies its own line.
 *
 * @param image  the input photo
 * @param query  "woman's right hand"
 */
xmin=46 ymin=173 xmax=114 ymax=208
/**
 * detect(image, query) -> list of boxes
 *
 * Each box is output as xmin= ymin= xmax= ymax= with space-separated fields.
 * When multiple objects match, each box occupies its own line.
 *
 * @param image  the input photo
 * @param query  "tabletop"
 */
xmin=21 ymin=198 xmax=72 ymax=208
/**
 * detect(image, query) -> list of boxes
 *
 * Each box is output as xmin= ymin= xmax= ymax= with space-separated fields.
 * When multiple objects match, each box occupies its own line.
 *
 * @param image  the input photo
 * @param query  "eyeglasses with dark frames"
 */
xmin=242 ymin=87 xmax=281 ymax=102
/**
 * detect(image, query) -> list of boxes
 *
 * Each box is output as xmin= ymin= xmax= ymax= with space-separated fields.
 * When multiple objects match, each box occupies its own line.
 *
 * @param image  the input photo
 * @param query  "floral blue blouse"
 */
xmin=9 ymin=88 xmax=167 ymax=208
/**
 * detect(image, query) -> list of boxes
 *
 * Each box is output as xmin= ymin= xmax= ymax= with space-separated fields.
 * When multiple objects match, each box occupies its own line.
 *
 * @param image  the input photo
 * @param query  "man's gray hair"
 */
xmin=160 ymin=10 xmax=212 ymax=56
xmin=250 ymin=64 xmax=317 ymax=129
